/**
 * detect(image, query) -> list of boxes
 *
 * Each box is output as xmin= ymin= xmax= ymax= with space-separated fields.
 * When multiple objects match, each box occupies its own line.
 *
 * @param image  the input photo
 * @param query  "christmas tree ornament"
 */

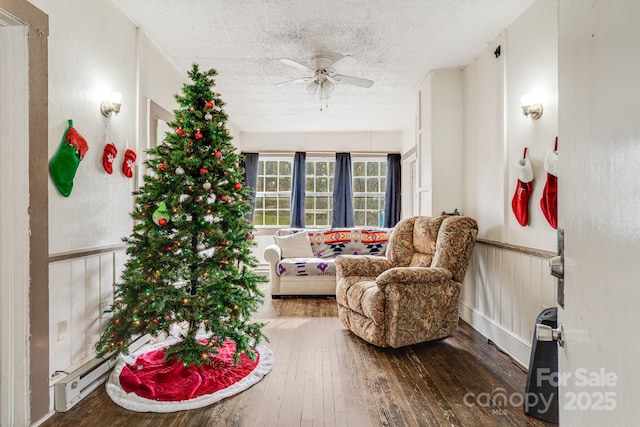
xmin=205 ymin=100 xmax=214 ymax=109
xmin=177 ymin=128 xmax=185 ymax=136
xmin=152 ymin=201 xmax=171 ymax=226
xmin=511 ymin=148 xmax=534 ymax=226
xmin=234 ymin=182 xmax=242 ymax=190
xmin=49 ymin=120 xmax=89 ymax=197
xmin=203 ymin=181 xmax=212 ymax=190
xmin=158 ymin=162 xmax=166 ymax=171
xmin=205 ymin=112 xmax=213 ymax=121
xmin=215 ymin=151 xmax=222 ymax=158
xmin=195 ymin=130 xmax=203 ymax=140
xmin=102 ymin=142 xmax=118 ymax=174
xmin=540 ymin=137 xmax=558 ymax=229
xmin=122 ymin=148 xmax=137 ymax=178
xmin=220 ymin=195 xmax=228 ymax=202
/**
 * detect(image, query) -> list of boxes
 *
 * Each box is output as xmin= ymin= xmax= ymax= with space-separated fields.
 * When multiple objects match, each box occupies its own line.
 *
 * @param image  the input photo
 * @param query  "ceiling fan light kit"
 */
xmin=275 ymin=53 xmax=374 ymax=110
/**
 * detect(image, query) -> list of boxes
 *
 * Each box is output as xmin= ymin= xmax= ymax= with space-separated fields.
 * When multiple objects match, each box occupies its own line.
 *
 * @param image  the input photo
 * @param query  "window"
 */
xmin=305 ymin=159 xmax=335 ymax=227
xmin=253 ymin=156 xmax=387 ymax=228
xmin=253 ymin=158 xmax=292 ymax=226
xmin=353 ymin=159 xmax=386 ymax=227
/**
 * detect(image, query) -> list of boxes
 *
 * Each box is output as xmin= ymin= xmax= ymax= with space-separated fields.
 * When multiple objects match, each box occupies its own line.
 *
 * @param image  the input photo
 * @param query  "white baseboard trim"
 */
xmin=459 ymin=303 xmax=532 ymax=369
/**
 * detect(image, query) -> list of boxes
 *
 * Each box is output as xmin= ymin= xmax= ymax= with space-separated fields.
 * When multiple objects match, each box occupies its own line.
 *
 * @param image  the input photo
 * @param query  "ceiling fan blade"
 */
xmin=306 ymin=80 xmax=319 ymax=95
xmin=279 ymin=58 xmax=313 ymax=72
xmin=327 ymin=54 xmax=357 ymax=71
xmin=333 ymin=74 xmax=374 ymax=88
xmin=274 ymin=77 xmax=310 ymax=87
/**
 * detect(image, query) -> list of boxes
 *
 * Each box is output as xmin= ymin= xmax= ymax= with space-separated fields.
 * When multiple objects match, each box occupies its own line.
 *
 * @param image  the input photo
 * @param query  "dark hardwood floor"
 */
xmin=43 ymin=290 xmax=555 ymax=427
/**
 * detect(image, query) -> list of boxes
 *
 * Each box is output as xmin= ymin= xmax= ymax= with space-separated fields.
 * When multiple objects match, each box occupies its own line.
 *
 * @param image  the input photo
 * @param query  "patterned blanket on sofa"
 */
xmin=275 ymin=228 xmax=390 ymax=277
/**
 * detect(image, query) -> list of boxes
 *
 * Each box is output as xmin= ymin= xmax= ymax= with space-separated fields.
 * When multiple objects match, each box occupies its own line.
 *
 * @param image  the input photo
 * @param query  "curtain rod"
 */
xmin=248 ymin=151 xmax=396 ymax=157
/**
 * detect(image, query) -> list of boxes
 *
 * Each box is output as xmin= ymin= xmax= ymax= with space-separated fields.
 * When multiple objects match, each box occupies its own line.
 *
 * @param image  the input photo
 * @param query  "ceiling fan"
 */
xmin=274 ymin=54 xmax=374 ymax=109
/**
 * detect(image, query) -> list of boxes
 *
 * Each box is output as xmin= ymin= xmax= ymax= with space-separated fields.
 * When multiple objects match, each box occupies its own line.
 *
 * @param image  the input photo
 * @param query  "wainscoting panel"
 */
xmin=460 ymin=241 xmax=556 ymax=367
xmin=49 ymin=247 xmax=127 ymax=382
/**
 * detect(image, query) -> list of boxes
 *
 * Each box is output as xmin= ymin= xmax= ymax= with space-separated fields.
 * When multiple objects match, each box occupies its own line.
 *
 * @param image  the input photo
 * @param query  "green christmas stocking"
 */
xmin=49 ymin=120 xmax=89 ymax=197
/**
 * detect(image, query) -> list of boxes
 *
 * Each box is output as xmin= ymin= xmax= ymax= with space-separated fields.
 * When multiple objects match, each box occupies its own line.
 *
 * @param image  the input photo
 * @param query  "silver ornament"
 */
xmin=176 ymin=167 xmax=185 ymax=175
xmin=203 ymin=181 xmax=212 ymax=190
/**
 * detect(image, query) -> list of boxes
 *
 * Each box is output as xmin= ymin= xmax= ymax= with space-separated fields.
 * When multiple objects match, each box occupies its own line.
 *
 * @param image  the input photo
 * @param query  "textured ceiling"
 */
xmin=113 ymin=0 xmax=532 ymax=133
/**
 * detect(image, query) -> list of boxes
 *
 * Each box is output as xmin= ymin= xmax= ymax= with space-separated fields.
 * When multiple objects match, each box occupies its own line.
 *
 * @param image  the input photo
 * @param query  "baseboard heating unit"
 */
xmin=54 ymin=335 xmax=150 ymax=412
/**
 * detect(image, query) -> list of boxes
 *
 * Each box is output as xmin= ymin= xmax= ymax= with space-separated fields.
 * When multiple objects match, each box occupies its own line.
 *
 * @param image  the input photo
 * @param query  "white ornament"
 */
xmin=203 ymin=181 xmax=212 ymax=190
xmin=207 ymin=194 xmax=217 ymax=204
xmin=176 ymin=167 xmax=185 ymax=175
xmin=196 ymin=243 xmax=205 ymax=251
xmin=205 ymin=112 xmax=213 ymax=121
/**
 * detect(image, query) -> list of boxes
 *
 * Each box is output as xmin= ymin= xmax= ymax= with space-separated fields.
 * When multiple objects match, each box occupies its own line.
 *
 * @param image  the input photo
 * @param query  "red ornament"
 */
xmin=205 ymin=100 xmax=214 ymax=109
xmin=220 ymin=195 xmax=227 ymax=202
xmin=247 ymin=233 xmax=253 ymax=240
xmin=234 ymin=182 xmax=242 ymax=190
xmin=215 ymin=151 xmax=222 ymax=158
xmin=158 ymin=218 xmax=168 ymax=226
xmin=158 ymin=162 xmax=166 ymax=171
xmin=200 ymin=168 xmax=208 ymax=175
xmin=195 ymin=131 xmax=203 ymax=140
xmin=176 ymin=128 xmax=185 ymax=136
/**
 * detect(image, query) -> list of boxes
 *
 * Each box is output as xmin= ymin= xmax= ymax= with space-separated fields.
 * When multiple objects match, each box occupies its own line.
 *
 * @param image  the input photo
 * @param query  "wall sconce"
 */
xmin=520 ymin=94 xmax=543 ymax=120
xmin=101 ymin=92 xmax=122 ymax=117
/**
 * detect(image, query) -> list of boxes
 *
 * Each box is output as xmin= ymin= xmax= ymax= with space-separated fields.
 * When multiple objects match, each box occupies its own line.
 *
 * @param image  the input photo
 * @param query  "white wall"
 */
xmin=27 ymin=0 xmax=187 ymax=416
xmin=458 ymin=0 xmax=559 ymax=366
xmin=238 ymin=131 xmax=402 ymax=153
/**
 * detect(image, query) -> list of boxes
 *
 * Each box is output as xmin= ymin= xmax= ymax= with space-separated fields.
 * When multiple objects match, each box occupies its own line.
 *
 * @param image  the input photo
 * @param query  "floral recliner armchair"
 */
xmin=335 ymin=215 xmax=478 ymax=348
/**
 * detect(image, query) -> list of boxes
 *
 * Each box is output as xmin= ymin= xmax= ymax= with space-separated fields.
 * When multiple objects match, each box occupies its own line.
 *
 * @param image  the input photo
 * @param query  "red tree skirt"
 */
xmin=106 ymin=337 xmax=274 ymax=412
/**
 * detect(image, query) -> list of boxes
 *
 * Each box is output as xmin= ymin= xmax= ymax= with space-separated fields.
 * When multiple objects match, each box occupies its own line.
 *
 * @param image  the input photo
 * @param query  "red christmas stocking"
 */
xmin=122 ymin=148 xmax=137 ymax=178
xmin=540 ymin=147 xmax=558 ymax=229
xmin=102 ymin=142 xmax=118 ymax=174
xmin=511 ymin=156 xmax=534 ymax=226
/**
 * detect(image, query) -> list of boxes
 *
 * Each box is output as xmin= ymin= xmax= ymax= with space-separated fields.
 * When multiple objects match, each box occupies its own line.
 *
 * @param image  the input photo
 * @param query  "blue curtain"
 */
xmin=290 ymin=152 xmax=306 ymax=228
xmin=332 ymin=152 xmax=354 ymax=228
xmin=241 ymin=152 xmax=259 ymax=222
xmin=383 ymin=153 xmax=401 ymax=228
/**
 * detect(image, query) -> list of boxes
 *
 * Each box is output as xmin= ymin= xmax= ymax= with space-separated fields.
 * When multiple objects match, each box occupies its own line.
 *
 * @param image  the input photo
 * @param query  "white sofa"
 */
xmin=264 ymin=227 xmax=391 ymax=298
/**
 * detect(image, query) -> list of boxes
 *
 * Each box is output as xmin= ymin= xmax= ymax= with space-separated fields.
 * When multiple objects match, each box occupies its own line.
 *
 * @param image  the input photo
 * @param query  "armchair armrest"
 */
xmin=264 ymin=244 xmax=282 ymax=264
xmin=335 ymin=255 xmax=393 ymax=278
xmin=376 ymin=266 xmax=452 ymax=286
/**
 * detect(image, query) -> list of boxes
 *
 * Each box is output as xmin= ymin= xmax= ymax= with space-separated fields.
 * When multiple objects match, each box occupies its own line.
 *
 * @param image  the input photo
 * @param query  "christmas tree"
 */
xmin=96 ymin=65 xmax=267 ymax=367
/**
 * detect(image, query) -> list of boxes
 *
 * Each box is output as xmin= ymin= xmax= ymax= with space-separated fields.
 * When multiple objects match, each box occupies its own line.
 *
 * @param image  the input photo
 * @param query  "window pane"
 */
xmin=316 ymin=213 xmax=329 ymax=226
xmin=305 ymin=177 xmax=314 ymax=192
xmin=306 ymin=162 xmax=314 ymax=175
xmin=380 ymin=177 xmax=386 ymax=191
xmin=279 ymin=176 xmax=291 ymax=192
xmin=316 ymin=177 xmax=328 ymax=192
xmin=366 ymin=211 xmax=379 ymax=227
xmin=329 ymin=161 xmax=335 ymax=176
xmin=367 ymin=162 xmax=379 ymax=176
xmin=256 ymin=176 xmax=265 ymax=191
xmin=367 ymin=197 xmax=380 ymax=210
xmin=280 ymin=212 xmax=290 ymax=225
xmin=254 ymin=211 xmax=264 ymax=226
xmin=354 ymin=211 xmax=365 ymax=227
xmin=353 ymin=196 xmax=365 ymax=210
xmin=329 ymin=177 xmax=334 ymax=192
xmin=305 ymin=213 xmax=313 ymax=225
xmin=264 ymin=210 xmax=278 ymax=225
xmin=258 ymin=161 xmax=264 ymax=175
xmin=380 ymin=162 xmax=387 ymax=176
xmin=265 ymin=161 xmax=277 ymax=175
xmin=353 ymin=177 xmax=365 ymax=192
xmin=265 ymin=177 xmax=277 ymax=192
xmin=317 ymin=162 xmax=328 ymax=176
xmin=254 ymin=196 xmax=264 ymax=209
xmin=280 ymin=197 xmax=290 ymax=209
xmin=366 ymin=177 xmax=379 ymax=192
xmin=279 ymin=161 xmax=291 ymax=176
xmin=316 ymin=197 xmax=328 ymax=210
xmin=265 ymin=197 xmax=277 ymax=209
xmin=353 ymin=161 xmax=365 ymax=176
